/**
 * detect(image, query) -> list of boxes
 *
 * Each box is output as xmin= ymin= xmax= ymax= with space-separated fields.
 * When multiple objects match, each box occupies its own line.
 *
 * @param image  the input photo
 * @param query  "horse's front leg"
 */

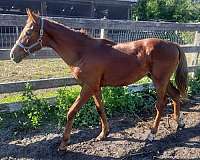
xmin=59 ymin=86 xmax=92 ymax=151
xmin=93 ymin=89 xmax=109 ymax=141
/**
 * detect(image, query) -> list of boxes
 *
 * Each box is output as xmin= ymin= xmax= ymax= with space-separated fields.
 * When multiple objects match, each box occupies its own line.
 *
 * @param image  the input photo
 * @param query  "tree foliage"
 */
xmin=133 ymin=0 xmax=200 ymax=22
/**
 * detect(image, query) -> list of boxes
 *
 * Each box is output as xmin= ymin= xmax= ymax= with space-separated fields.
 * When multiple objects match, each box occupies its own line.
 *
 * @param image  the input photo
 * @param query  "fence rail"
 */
xmin=1 ymin=14 xmax=200 ymax=49
xmin=1 ymin=14 xmax=200 ymax=31
xmin=1 ymin=45 xmax=200 ymax=60
xmin=0 ymin=65 xmax=199 ymax=95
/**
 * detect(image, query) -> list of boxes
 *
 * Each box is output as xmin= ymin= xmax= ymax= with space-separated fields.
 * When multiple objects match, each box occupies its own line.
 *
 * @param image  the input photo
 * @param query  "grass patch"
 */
xmin=0 ymin=89 xmax=58 ymax=104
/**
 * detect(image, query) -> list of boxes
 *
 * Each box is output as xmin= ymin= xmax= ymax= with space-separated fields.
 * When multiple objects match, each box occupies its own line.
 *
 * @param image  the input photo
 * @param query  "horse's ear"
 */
xmin=26 ymin=8 xmax=38 ymax=24
xmin=26 ymin=8 xmax=31 ymax=16
xmin=36 ymin=10 xmax=40 ymax=16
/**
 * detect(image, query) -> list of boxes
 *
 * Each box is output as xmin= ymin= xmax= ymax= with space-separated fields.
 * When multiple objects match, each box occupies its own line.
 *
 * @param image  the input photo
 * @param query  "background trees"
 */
xmin=133 ymin=0 xmax=200 ymax=22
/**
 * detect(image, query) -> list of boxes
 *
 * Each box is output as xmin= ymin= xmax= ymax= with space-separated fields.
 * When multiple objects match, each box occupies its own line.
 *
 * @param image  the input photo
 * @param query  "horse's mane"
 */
xmin=46 ymin=18 xmax=92 ymax=39
xmin=46 ymin=18 xmax=116 ymax=46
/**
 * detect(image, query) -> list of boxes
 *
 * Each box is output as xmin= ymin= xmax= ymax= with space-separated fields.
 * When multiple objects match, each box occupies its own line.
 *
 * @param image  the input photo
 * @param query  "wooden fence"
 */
xmin=0 ymin=14 xmax=200 ymax=112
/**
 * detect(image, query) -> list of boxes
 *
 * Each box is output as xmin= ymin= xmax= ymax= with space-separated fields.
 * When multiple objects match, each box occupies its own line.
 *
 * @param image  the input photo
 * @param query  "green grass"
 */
xmin=0 ymin=89 xmax=58 ymax=104
xmin=135 ymin=76 xmax=151 ymax=84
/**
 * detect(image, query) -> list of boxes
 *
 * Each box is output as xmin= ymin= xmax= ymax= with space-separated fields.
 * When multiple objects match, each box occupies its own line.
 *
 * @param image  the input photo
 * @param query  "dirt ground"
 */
xmin=0 ymin=96 xmax=199 ymax=160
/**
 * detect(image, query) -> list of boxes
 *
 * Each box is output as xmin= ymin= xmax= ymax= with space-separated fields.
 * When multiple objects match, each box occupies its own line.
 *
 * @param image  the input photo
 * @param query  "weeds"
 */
xmin=10 ymin=84 xmax=155 ymax=130
xmin=13 ymin=83 xmax=54 ymax=130
xmin=189 ymin=69 xmax=200 ymax=95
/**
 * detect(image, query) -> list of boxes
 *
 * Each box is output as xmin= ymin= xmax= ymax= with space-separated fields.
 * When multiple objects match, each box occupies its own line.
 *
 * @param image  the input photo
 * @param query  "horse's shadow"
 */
xmin=1 ymin=120 xmax=199 ymax=160
xmin=0 ymin=116 xmax=141 ymax=159
xmin=121 ymin=122 xmax=200 ymax=159
xmin=1 ymin=99 xmax=199 ymax=159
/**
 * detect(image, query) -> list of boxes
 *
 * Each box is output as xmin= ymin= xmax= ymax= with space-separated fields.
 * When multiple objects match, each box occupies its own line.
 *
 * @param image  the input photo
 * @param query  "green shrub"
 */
xmin=14 ymin=83 xmax=53 ymax=129
xmin=189 ymin=69 xmax=200 ymax=95
xmin=10 ymin=84 xmax=156 ymax=130
xmin=103 ymin=87 xmax=155 ymax=117
xmin=55 ymin=87 xmax=99 ymax=128
xmin=54 ymin=86 xmax=156 ymax=128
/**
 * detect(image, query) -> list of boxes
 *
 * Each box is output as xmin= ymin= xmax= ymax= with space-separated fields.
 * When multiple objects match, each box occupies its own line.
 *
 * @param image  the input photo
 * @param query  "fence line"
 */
xmin=1 ymin=14 xmax=200 ymax=31
xmin=1 ymin=65 xmax=199 ymax=113
xmin=0 ymin=45 xmax=200 ymax=60
xmin=0 ymin=76 xmax=77 ymax=94
xmin=1 ymin=14 xmax=200 ymax=49
xmin=1 ymin=65 xmax=200 ymax=113
xmin=0 ymin=65 xmax=199 ymax=95
xmin=0 ymin=48 xmax=58 ymax=60
xmin=0 ymin=83 xmax=153 ymax=113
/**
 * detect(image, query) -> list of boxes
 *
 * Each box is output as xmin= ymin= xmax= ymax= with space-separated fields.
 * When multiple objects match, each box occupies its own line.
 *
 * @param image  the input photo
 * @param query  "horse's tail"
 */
xmin=175 ymin=44 xmax=188 ymax=98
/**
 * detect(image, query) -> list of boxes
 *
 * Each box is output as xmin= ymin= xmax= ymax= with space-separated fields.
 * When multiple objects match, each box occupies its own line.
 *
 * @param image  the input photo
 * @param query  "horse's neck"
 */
xmin=44 ymin=20 xmax=85 ymax=66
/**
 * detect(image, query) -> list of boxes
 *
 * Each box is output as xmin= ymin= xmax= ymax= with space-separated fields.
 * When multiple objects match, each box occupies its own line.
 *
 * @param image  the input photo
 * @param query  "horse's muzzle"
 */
xmin=10 ymin=46 xmax=23 ymax=63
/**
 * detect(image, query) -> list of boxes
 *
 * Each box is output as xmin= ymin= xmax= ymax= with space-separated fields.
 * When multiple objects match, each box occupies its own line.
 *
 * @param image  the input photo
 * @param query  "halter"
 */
xmin=15 ymin=17 xmax=44 ymax=56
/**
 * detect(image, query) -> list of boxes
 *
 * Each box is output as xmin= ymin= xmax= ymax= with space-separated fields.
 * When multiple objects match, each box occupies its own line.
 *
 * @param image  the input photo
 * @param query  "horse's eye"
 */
xmin=25 ymin=30 xmax=32 ymax=36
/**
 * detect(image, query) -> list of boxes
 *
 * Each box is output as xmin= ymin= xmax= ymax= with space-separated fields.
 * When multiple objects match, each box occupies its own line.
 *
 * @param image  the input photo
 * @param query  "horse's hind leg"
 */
xmin=147 ymin=77 xmax=168 ymax=141
xmin=167 ymin=82 xmax=185 ymax=130
xmin=93 ymin=89 xmax=109 ymax=141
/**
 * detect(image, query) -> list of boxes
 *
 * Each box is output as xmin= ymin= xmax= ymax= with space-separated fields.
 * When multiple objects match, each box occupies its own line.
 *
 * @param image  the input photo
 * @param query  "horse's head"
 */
xmin=10 ymin=9 xmax=44 ymax=63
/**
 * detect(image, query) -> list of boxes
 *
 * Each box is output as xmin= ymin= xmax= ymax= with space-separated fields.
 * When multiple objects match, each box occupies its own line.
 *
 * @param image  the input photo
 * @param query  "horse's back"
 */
xmin=100 ymin=38 xmax=180 ymax=86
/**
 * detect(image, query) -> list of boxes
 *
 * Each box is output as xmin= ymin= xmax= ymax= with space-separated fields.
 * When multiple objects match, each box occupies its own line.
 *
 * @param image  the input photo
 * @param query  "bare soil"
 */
xmin=0 ymin=59 xmax=70 ymax=83
xmin=0 ymin=96 xmax=199 ymax=160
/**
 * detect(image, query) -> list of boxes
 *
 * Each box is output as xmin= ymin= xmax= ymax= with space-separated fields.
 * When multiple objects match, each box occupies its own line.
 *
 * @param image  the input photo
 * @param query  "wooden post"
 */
xmin=100 ymin=28 xmax=105 ymax=39
xmin=41 ymin=1 xmax=47 ymax=16
xmin=90 ymin=1 xmax=95 ymax=18
xmin=192 ymin=31 xmax=200 ymax=76
xmin=100 ymin=16 xmax=108 ymax=39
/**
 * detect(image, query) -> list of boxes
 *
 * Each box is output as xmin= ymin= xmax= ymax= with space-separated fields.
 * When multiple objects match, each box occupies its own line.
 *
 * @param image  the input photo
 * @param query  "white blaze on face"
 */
xmin=10 ymin=44 xmax=25 ymax=63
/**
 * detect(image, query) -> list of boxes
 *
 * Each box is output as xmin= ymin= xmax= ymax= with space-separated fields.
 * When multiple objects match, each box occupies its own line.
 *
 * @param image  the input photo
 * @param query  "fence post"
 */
xmin=100 ymin=16 xmax=108 ymax=39
xmin=192 ymin=31 xmax=200 ymax=76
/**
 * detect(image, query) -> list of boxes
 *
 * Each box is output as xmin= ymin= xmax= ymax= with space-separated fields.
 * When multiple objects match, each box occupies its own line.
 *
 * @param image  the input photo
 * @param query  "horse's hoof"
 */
xmin=95 ymin=135 xmax=106 ymax=141
xmin=146 ymin=131 xmax=156 ymax=142
xmin=95 ymin=131 xmax=109 ymax=141
xmin=177 ymin=123 xmax=185 ymax=131
xmin=58 ymin=139 xmax=70 ymax=151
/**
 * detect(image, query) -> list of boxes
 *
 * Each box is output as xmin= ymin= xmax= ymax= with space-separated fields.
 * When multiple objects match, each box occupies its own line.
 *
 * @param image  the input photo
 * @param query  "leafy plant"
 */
xmin=189 ymin=69 xmax=200 ymax=95
xmin=133 ymin=0 xmax=200 ymax=23
xmin=102 ymin=87 xmax=155 ymax=117
xmin=14 ymin=83 xmax=53 ymax=129
xmin=55 ymin=87 xmax=80 ymax=127
xmin=54 ymin=86 xmax=156 ymax=128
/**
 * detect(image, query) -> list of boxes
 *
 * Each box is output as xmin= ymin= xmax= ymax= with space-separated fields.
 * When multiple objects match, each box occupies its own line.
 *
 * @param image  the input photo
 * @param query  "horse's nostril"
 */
xmin=10 ymin=53 xmax=14 ymax=59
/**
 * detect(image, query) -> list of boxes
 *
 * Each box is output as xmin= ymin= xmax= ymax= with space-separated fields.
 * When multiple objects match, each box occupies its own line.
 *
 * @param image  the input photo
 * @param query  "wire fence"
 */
xmin=0 ymin=26 xmax=23 ymax=49
xmin=0 ymin=26 xmax=196 ymax=49
xmin=77 ymin=28 xmax=195 ymax=45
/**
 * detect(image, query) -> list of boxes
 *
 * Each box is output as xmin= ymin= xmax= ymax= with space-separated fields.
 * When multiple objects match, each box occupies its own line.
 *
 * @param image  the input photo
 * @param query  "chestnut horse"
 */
xmin=10 ymin=10 xmax=188 ymax=150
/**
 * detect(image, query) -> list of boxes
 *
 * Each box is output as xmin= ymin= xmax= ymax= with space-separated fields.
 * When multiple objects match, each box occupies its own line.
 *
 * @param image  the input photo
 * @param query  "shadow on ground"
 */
xmin=0 ymin=98 xmax=199 ymax=159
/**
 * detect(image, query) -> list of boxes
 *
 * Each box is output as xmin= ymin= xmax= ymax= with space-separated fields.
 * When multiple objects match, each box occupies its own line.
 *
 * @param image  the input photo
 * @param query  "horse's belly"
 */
xmin=101 ymin=67 xmax=147 ymax=86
